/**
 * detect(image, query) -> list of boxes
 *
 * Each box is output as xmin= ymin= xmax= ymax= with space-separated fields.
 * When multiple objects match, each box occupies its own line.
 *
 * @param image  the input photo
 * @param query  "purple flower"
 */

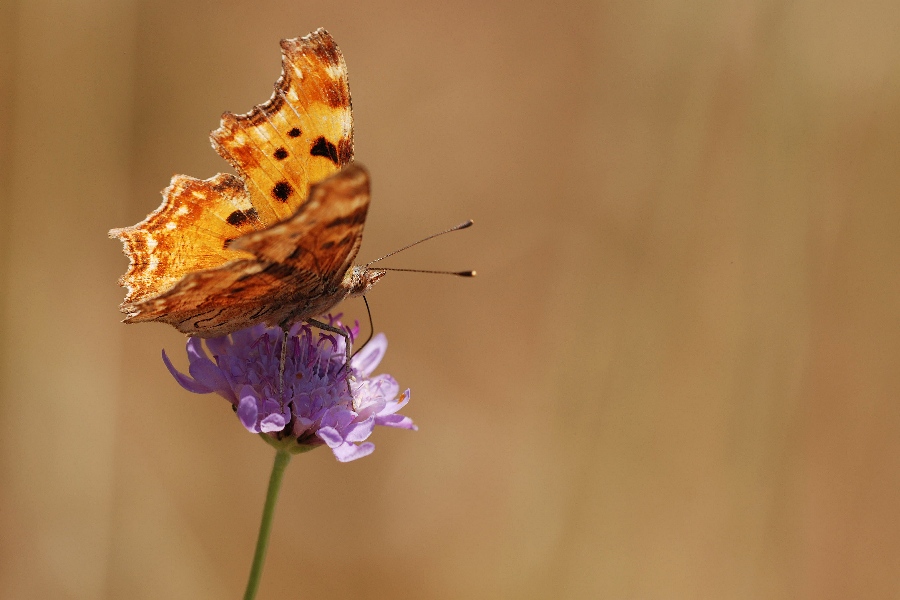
xmin=163 ymin=316 xmax=416 ymax=462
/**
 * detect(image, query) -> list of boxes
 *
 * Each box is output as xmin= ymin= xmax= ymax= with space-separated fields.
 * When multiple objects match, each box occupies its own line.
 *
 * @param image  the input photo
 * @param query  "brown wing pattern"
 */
xmin=211 ymin=28 xmax=354 ymax=225
xmin=122 ymin=258 xmax=319 ymax=336
xmin=122 ymin=165 xmax=370 ymax=336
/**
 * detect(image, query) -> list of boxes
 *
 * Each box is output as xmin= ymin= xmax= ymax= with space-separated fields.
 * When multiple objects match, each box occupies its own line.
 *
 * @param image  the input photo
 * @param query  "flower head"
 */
xmin=163 ymin=316 xmax=416 ymax=462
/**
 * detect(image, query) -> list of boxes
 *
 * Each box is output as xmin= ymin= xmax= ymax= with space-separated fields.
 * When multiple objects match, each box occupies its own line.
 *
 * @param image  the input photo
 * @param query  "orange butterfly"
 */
xmin=111 ymin=30 xmax=387 ymax=339
xmin=112 ymin=29 xmax=472 ymax=349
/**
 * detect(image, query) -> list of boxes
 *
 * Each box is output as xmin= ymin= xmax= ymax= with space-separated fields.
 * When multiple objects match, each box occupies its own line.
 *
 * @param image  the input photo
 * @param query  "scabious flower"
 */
xmin=162 ymin=315 xmax=416 ymax=462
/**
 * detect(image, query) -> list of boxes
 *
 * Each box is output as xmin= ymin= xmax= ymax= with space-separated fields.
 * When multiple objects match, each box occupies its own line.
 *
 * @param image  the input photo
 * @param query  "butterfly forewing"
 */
xmin=109 ymin=173 xmax=260 ymax=307
xmin=211 ymin=30 xmax=354 ymax=225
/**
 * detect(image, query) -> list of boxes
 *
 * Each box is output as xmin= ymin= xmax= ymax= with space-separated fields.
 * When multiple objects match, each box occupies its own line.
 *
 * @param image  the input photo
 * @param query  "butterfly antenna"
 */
xmin=367 ymin=220 xmax=474 ymax=266
xmin=376 ymin=267 xmax=476 ymax=276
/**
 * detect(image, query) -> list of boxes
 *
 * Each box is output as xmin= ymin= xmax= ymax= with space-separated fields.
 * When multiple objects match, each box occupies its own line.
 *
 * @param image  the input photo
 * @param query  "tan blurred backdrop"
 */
xmin=2 ymin=1 xmax=900 ymax=598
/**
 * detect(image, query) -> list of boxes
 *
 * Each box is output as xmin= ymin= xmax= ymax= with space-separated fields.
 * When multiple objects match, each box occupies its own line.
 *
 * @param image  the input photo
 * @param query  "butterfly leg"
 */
xmin=306 ymin=318 xmax=353 ymax=366
xmin=278 ymin=322 xmax=290 ymax=401
xmin=305 ymin=317 xmax=356 ymax=403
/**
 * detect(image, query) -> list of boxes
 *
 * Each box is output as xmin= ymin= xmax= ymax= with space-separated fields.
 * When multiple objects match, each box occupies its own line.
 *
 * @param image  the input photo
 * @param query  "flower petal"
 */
xmin=378 ymin=388 xmax=409 ymax=415
xmin=320 ymin=406 xmax=356 ymax=432
xmin=351 ymin=333 xmax=387 ymax=377
xmin=343 ymin=415 xmax=375 ymax=443
xmin=205 ymin=335 xmax=231 ymax=357
xmin=375 ymin=413 xmax=418 ymax=430
xmin=162 ymin=350 xmax=214 ymax=394
xmin=237 ymin=390 xmax=260 ymax=432
xmin=260 ymin=412 xmax=286 ymax=433
xmin=370 ymin=374 xmax=400 ymax=400
xmin=185 ymin=339 xmax=234 ymax=400
xmin=332 ymin=441 xmax=375 ymax=462
xmin=185 ymin=337 xmax=209 ymax=363
xmin=316 ymin=426 xmax=344 ymax=449
xmin=364 ymin=389 xmax=416 ymax=429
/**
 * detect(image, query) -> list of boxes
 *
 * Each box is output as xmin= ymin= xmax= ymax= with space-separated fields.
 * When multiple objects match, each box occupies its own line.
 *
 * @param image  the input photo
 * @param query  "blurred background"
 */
xmin=2 ymin=1 xmax=899 ymax=598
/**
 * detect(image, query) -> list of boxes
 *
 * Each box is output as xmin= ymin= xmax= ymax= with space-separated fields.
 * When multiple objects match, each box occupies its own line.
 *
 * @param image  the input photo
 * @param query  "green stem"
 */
xmin=243 ymin=449 xmax=292 ymax=600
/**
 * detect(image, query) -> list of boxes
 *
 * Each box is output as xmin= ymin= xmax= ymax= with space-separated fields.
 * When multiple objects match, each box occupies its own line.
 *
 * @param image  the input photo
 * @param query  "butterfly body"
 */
xmin=110 ymin=30 xmax=380 ymax=338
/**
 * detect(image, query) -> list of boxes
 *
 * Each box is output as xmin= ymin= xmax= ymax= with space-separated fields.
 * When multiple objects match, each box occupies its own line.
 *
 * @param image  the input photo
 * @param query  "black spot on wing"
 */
xmin=273 ymin=147 xmax=288 ymax=160
xmin=310 ymin=136 xmax=339 ymax=164
xmin=227 ymin=208 xmax=259 ymax=229
xmin=288 ymin=127 xmax=301 ymax=137
xmin=272 ymin=181 xmax=293 ymax=202
xmin=227 ymin=210 xmax=249 ymax=226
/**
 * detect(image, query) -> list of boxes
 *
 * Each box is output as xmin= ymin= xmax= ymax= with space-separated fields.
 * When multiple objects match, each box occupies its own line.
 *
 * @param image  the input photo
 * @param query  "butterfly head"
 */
xmin=345 ymin=265 xmax=387 ymax=297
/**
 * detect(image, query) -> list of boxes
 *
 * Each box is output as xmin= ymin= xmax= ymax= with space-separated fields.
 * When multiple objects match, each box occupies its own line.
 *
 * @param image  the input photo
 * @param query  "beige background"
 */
xmin=2 ymin=1 xmax=900 ymax=598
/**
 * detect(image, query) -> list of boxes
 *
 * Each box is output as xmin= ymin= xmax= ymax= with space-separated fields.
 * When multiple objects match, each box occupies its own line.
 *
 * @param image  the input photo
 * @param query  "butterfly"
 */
xmin=110 ymin=29 xmax=387 ymax=340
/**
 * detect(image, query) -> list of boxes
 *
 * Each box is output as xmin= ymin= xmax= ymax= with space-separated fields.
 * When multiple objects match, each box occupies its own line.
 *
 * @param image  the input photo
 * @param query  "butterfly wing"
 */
xmin=111 ymin=29 xmax=353 ymax=314
xmin=122 ymin=164 xmax=370 ymax=336
xmin=109 ymin=173 xmax=261 ymax=307
xmin=211 ymin=28 xmax=353 ymax=224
